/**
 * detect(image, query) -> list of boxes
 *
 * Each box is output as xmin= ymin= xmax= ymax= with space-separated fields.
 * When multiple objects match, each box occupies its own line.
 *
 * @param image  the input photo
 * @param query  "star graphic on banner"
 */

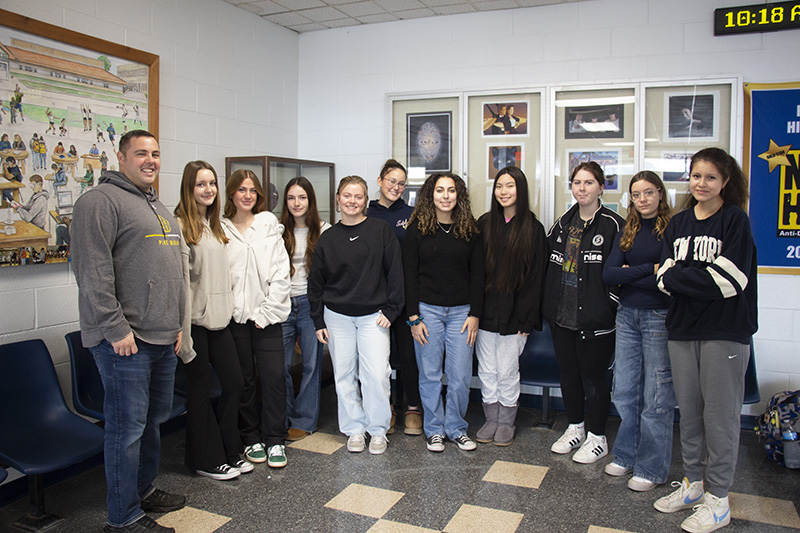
xmin=757 ymin=139 xmax=792 ymax=173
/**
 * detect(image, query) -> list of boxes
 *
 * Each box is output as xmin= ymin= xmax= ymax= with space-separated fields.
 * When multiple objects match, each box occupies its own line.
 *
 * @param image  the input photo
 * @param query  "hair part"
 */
xmin=570 ymin=160 xmax=606 ymax=187
xmin=174 ymin=161 xmax=228 ymax=246
xmin=336 ymin=175 xmax=369 ymax=215
xmin=118 ymin=129 xmax=156 ymax=155
xmin=619 ymin=171 xmax=671 ymax=252
xmin=280 ymin=177 xmax=323 ymax=277
xmin=223 ymin=169 xmax=267 ymax=218
xmin=409 ymin=172 xmax=477 ymax=240
xmin=683 ymin=147 xmax=749 ymax=211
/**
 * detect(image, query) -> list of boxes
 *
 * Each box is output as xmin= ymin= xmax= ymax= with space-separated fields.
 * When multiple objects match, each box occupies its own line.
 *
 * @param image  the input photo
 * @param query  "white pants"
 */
xmin=476 ymin=329 xmax=526 ymax=406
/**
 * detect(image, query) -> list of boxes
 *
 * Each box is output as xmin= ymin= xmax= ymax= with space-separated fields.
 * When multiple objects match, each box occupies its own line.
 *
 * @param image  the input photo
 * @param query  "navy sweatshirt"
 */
xmin=367 ymin=199 xmax=414 ymax=243
xmin=656 ymin=203 xmax=758 ymax=344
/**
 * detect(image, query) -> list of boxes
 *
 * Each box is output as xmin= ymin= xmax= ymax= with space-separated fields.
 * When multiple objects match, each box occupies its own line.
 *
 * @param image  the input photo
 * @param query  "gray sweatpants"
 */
xmin=668 ymin=340 xmax=749 ymax=498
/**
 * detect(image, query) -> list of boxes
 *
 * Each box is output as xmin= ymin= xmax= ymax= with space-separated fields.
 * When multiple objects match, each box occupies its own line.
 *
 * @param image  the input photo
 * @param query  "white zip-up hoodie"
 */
xmin=222 ymin=211 xmax=291 ymax=328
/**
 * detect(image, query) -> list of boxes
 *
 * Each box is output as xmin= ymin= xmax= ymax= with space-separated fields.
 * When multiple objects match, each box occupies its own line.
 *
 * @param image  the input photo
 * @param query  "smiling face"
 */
xmin=378 ymin=168 xmax=406 ymax=205
xmin=571 ymin=169 xmax=603 ymax=209
xmin=337 ymin=183 xmax=367 ymax=220
xmin=494 ymin=172 xmax=517 ymax=215
xmin=690 ymin=159 xmax=728 ymax=207
xmin=117 ymin=135 xmax=160 ymax=192
xmin=232 ymin=177 xmax=258 ymax=215
xmin=630 ymin=179 xmax=661 ymax=219
xmin=433 ymin=177 xmax=457 ymax=220
xmin=193 ymin=168 xmax=217 ymax=215
xmin=286 ymin=184 xmax=309 ymax=220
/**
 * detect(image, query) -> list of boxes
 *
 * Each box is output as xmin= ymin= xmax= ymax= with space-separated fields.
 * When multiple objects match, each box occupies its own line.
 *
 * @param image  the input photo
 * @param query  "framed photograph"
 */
xmin=604 ymin=202 xmax=619 ymax=213
xmin=482 ymin=100 xmax=529 ymax=137
xmin=665 ymin=91 xmax=719 ymax=141
xmin=0 ymin=9 xmax=159 ymax=267
xmin=487 ymin=143 xmax=524 ymax=183
xmin=661 ymin=151 xmax=694 ymax=182
xmin=566 ymin=149 xmax=621 ymax=191
xmin=564 ymin=104 xmax=624 ymax=139
xmin=407 ymin=112 xmax=451 ymax=173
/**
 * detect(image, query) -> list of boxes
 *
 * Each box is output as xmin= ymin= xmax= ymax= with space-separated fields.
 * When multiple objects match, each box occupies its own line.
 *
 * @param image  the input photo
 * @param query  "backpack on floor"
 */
xmin=757 ymin=390 xmax=800 ymax=469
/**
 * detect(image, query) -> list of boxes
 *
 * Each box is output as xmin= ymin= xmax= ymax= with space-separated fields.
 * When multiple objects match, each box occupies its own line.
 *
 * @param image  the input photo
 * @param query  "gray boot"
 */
xmin=476 ymin=402 xmax=499 ymax=443
xmin=494 ymin=404 xmax=517 ymax=446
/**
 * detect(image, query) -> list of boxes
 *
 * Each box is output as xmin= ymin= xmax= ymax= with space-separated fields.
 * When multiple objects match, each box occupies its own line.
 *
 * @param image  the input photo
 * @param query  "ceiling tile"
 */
xmin=395 ymin=7 xmax=438 ymax=19
xmin=273 ymin=0 xmax=325 ymax=9
xmin=300 ymin=6 xmax=349 ymax=22
xmin=356 ymin=12 xmax=399 ymax=23
xmin=265 ymin=11 xmax=314 ymax=25
xmin=336 ymin=1 xmax=386 ymax=17
xmin=373 ymin=0 xmax=426 ymax=11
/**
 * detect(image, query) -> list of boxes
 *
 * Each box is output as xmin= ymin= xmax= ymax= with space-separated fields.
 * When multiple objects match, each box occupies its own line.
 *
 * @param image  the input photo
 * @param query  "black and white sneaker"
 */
xmin=452 ymin=434 xmax=477 ymax=451
xmin=572 ymin=432 xmax=608 ymax=464
xmin=196 ymin=464 xmax=240 ymax=481
xmin=232 ymin=459 xmax=254 ymax=474
xmin=427 ymin=434 xmax=445 ymax=452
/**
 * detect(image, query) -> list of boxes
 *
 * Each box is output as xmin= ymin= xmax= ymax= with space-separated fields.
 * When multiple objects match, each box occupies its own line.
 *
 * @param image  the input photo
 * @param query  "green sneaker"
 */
xmin=267 ymin=444 xmax=287 ymax=468
xmin=244 ymin=442 xmax=266 ymax=463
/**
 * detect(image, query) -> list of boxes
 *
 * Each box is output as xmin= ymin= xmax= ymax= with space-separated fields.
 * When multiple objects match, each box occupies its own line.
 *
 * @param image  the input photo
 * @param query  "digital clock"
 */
xmin=715 ymin=1 xmax=800 ymax=35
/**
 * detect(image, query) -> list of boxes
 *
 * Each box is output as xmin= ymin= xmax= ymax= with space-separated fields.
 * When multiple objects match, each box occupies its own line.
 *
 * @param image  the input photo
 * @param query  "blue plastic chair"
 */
xmin=519 ymin=319 xmax=562 ymax=428
xmin=64 ymin=331 xmax=188 ymax=422
xmin=0 ymin=339 xmax=105 ymax=531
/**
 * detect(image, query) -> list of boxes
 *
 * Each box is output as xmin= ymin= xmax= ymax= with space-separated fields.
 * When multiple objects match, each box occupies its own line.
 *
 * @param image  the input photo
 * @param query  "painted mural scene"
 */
xmin=0 ymin=32 xmax=148 ymax=267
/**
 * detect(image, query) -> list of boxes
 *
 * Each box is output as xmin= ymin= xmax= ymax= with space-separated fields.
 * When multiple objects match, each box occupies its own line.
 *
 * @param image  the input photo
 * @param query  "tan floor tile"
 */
xmin=368 ymin=519 xmax=441 ymax=532
xmin=482 ymin=460 xmax=548 ymax=489
xmin=587 ymin=526 xmax=637 ymax=533
xmin=287 ymin=431 xmax=346 ymax=454
xmin=730 ymin=491 xmax=800 ymax=529
xmin=157 ymin=506 xmax=231 ymax=533
xmin=325 ymin=483 xmax=405 ymax=519
xmin=443 ymin=504 xmax=523 ymax=533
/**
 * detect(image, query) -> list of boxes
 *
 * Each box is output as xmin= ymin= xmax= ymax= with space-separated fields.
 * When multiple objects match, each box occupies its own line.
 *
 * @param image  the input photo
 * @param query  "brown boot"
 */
xmin=494 ymin=404 xmax=517 ymax=446
xmin=476 ymin=402 xmax=499 ymax=443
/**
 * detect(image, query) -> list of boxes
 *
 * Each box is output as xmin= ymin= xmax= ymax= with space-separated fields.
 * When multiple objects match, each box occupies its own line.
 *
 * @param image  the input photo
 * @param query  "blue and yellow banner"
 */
xmin=744 ymin=81 xmax=800 ymax=273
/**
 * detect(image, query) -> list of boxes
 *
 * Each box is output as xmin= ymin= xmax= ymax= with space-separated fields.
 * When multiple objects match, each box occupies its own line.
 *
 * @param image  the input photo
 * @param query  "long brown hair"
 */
xmin=223 ymin=169 xmax=266 ymax=218
xmin=174 ymin=160 xmax=228 ymax=245
xmin=280 ymin=177 xmax=323 ymax=277
xmin=409 ymin=172 xmax=477 ymax=240
xmin=682 ymin=147 xmax=749 ymax=211
xmin=619 ymin=171 xmax=670 ymax=252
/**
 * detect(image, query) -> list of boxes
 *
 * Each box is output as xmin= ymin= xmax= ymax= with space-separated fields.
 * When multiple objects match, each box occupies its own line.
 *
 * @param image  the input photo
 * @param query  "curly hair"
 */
xmin=174 ymin=161 xmax=228 ymax=246
xmin=682 ymin=147 xmax=749 ymax=211
xmin=409 ymin=172 xmax=477 ymax=240
xmin=280 ymin=177 xmax=323 ymax=277
xmin=619 ymin=171 xmax=671 ymax=252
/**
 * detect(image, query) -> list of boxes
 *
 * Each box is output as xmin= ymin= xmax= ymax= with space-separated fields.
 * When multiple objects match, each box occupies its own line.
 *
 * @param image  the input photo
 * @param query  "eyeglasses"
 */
xmin=384 ymin=177 xmax=406 ymax=190
xmin=631 ymin=189 xmax=658 ymax=201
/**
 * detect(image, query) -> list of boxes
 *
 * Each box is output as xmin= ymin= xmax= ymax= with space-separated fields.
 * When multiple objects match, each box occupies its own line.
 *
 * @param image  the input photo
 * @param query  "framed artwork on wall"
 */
xmin=661 ymin=151 xmax=694 ymax=182
xmin=0 ymin=9 xmax=159 ymax=267
xmin=664 ymin=91 xmax=719 ymax=141
xmin=482 ymin=100 xmax=529 ymax=137
xmin=407 ymin=111 xmax=451 ymax=173
xmin=566 ymin=149 xmax=620 ymax=191
xmin=487 ymin=143 xmax=524 ymax=182
xmin=564 ymin=104 xmax=624 ymax=139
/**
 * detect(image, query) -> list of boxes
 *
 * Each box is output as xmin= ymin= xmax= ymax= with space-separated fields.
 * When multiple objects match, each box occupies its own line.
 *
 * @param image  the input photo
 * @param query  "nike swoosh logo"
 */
xmin=728 ymin=354 xmax=737 ymax=359
xmin=350 ymin=236 xmax=359 ymax=241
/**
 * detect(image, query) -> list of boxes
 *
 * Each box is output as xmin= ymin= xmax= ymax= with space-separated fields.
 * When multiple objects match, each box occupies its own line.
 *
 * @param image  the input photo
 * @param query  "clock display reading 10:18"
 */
xmin=714 ymin=1 xmax=800 ymax=35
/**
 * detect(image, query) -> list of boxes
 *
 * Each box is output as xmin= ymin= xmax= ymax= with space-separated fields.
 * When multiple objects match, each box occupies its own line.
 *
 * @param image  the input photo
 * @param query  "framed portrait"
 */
xmin=665 ymin=91 xmax=719 ymax=141
xmin=407 ymin=112 xmax=451 ymax=173
xmin=566 ymin=149 xmax=621 ymax=191
xmin=487 ymin=143 xmax=524 ymax=183
xmin=564 ymin=104 xmax=624 ymax=139
xmin=0 ymin=9 xmax=159 ymax=267
xmin=482 ymin=100 xmax=529 ymax=137
xmin=661 ymin=151 xmax=694 ymax=182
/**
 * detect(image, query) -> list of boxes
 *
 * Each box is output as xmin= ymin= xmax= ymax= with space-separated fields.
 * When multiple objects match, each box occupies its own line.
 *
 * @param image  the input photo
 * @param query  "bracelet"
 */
xmin=406 ymin=316 xmax=423 ymax=327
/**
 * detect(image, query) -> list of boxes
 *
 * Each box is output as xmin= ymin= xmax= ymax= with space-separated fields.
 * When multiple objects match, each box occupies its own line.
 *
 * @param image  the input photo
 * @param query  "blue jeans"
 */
xmin=324 ymin=307 xmax=391 ymax=437
xmin=282 ymin=295 xmax=324 ymax=432
xmin=90 ymin=339 xmax=177 ymax=527
xmin=611 ymin=305 xmax=675 ymax=483
xmin=415 ymin=303 xmax=473 ymax=439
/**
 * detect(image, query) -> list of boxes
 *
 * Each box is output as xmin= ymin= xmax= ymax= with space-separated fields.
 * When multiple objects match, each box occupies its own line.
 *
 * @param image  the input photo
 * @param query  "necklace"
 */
xmin=437 ymin=221 xmax=452 ymax=234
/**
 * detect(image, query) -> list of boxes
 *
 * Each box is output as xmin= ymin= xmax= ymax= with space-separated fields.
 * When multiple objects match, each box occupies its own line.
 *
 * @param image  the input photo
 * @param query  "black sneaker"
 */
xmin=103 ymin=515 xmax=175 ymax=532
xmin=196 ymin=464 xmax=240 ymax=481
xmin=140 ymin=489 xmax=186 ymax=513
xmin=427 ymin=434 xmax=445 ymax=452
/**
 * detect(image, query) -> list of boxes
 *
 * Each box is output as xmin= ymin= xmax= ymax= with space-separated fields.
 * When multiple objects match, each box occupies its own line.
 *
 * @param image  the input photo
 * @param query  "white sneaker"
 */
xmin=347 ymin=433 xmax=366 ymax=453
xmin=369 ymin=435 xmax=388 ymax=455
xmin=628 ymin=475 xmax=658 ymax=492
xmin=550 ymin=424 xmax=585 ymax=454
xmin=572 ymin=432 xmax=607 ymax=464
xmin=232 ymin=459 xmax=254 ymax=474
xmin=604 ymin=461 xmax=631 ymax=476
xmin=654 ymin=478 xmax=704 ymax=513
xmin=196 ymin=464 xmax=240 ymax=481
xmin=681 ymin=493 xmax=730 ymax=533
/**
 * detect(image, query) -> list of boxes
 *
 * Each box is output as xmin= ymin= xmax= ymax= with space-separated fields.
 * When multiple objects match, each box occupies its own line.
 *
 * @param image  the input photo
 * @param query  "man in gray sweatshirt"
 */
xmin=71 ymin=130 xmax=185 ymax=533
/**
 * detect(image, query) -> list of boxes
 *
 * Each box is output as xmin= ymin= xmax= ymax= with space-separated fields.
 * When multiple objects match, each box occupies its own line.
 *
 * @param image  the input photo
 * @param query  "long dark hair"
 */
xmin=280 ymin=177 xmax=323 ymax=277
xmin=483 ymin=166 xmax=537 ymax=293
xmin=683 ymin=147 xmax=749 ymax=211
xmin=408 ymin=172 xmax=477 ymax=240
xmin=619 ymin=171 xmax=670 ymax=252
xmin=174 ymin=161 xmax=228 ymax=246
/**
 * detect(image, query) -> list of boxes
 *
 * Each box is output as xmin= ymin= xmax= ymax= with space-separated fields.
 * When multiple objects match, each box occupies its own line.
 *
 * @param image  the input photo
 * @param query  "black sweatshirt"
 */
xmin=402 ymin=220 xmax=484 ymax=319
xmin=308 ymin=217 xmax=404 ymax=330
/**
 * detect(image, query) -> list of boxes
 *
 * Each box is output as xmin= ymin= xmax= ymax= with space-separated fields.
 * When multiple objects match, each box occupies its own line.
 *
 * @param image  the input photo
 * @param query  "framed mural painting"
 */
xmin=0 ymin=9 xmax=159 ymax=267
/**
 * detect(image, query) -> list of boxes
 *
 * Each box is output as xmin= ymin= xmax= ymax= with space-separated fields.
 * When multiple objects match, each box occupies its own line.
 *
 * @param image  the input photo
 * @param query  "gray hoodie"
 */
xmin=71 ymin=171 xmax=185 ymax=348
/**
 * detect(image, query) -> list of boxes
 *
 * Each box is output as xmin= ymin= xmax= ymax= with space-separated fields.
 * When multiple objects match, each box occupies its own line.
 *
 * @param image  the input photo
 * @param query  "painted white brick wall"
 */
xmin=0 ymin=0 xmax=299 ymax=407
xmin=296 ymin=0 xmax=800 ymax=415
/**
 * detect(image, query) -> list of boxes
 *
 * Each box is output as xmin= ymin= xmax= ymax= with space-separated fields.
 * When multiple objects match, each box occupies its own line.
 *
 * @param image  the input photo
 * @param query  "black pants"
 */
xmin=230 ymin=321 xmax=287 ymax=447
xmin=184 ymin=324 xmax=244 ymax=470
xmin=390 ymin=308 xmax=421 ymax=410
xmin=552 ymin=324 xmax=615 ymax=436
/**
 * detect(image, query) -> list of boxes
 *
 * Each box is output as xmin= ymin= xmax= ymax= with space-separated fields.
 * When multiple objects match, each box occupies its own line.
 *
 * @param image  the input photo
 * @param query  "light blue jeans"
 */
xmin=415 ymin=303 xmax=473 ymax=440
xmin=90 ymin=339 xmax=177 ymax=527
xmin=282 ymin=295 xmax=324 ymax=432
xmin=324 ymin=307 xmax=391 ymax=437
xmin=611 ymin=305 xmax=676 ymax=484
